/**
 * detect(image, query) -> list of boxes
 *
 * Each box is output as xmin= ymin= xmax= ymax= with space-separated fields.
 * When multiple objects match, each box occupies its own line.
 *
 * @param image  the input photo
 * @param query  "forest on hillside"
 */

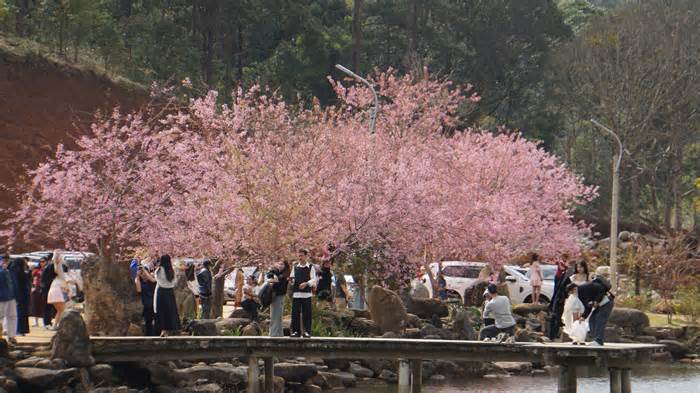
xmin=0 ymin=0 xmax=698 ymax=235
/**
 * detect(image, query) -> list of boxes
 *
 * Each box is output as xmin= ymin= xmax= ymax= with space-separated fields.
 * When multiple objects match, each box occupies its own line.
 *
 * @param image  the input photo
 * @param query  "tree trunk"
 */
xmin=351 ymin=0 xmax=364 ymax=72
xmin=14 ymin=0 xmax=30 ymax=36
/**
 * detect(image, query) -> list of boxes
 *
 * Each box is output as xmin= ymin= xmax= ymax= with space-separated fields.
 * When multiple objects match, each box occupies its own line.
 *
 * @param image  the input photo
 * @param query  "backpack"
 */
xmin=258 ymin=282 xmax=274 ymax=309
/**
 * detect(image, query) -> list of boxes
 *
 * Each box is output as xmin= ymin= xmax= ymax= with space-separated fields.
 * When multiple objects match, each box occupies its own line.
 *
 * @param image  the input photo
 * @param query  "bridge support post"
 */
xmin=410 ymin=359 xmax=422 ymax=393
xmin=557 ymin=364 xmax=577 ymax=393
xmin=264 ymin=357 xmax=274 ymax=393
xmin=248 ymin=356 xmax=260 ymax=393
xmin=620 ymin=369 xmax=631 ymax=393
xmin=609 ymin=368 xmax=622 ymax=393
xmin=398 ymin=359 xmax=410 ymax=393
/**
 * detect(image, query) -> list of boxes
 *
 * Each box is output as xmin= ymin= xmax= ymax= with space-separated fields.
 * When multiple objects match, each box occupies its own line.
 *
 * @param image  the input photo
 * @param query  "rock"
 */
xmin=89 ymin=364 xmax=113 ymax=385
xmin=215 ymin=318 xmax=251 ymax=334
xmin=421 ymin=361 xmax=437 ymax=379
xmin=144 ymin=363 xmax=178 ymax=386
xmin=172 ymin=364 xmax=247 ymax=386
xmin=35 ymin=358 xmax=67 ymax=369
xmin=381 ymin=331 xmax=399 ymax=339
xmin=15 ymin=367 xmax=79 ymax=391
xmin=451 ymin=310 xmax=476 ymax=340
xmin=618 ymin=231 xmax=631 ymax=242
xmin=360 ymin=359 xmax=393 ymax=376
xmin=433 ymin=360 xmax=458 ymax=376
xmin=367 ymin=286 xmax=408 ymax=333
xmin=348 ymin=363 xmax=374 ymax=378
xmin=228 ymin=308 xmax=252 ymax=319
xmin=430 ymin=374 xmax=446 ymax=381
xmin=405 ymin=313 xmax=423 ymax=329
xmin=420 ymin=324 xmax=453 ymax=340
xmin=0 ymin=339 xmax=8 ymax=358
xmin=180 ymin=383 xmax=222 ymax=392
xmin=82 ymin=255 xmax=143 ymax=335
xmin=50 ymin=310 xmax=95 ymax=367
xmin=323 ymin=358 xmax=350 ymax=371
xmin=298 ymin=385 xmax=322 ymax=393
xmin=514 ymin=328 xmax=539 ymax=343
xmin=635 ymin=336 xmax=657 ymax=343
xmin=350 ymin=309 xmax=371 ymax=319
xmin=377 ymin=370 xmax=397 ymax=382
xmin=126 ymin=323 xmax=143 ymax=336
xmin=658 ymin=340 xmax=689 ymax=360
xmin=91 ymin=387 xmax=130 ymax=393
xmin=651 ymin=351 xmax=673 ymax=362
xmin=330 ymin=371 xmax=357 ymax=387
xmin=273 ymin=363 xmax=318 ymax=383
xmin=402 ymin=296 xmax=449 ymax=319
xmin=402 ymin=328 xmax=422 ymax=339
xmin=609 ymin=308 xmax=650 ymax=335
xmin=241 ymin=322 xmax=262 ymax=336
xmin=493 ymin=362 xmax=532 ymax=375
xmin=604 ymin=326 xmax=623 ymax=343
xmin=347 ymin=318 xmax=381 ymax=336
xmin=185 ymin=320 xmax=218 ymax=336
xmin=511 ymin=303 xmax=549 ymax=317
xmin=14 ymin=357 xmax=42 ymax=368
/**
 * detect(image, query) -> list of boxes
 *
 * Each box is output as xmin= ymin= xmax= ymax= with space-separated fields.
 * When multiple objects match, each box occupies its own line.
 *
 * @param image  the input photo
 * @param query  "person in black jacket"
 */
xmin=39 ymin=253 xmax=56 ymax=329
xmin=316 ymin=259 xmax=334 ymax=303
xmin=267 ymin=260 xmax=290 ymax=337
xmin=577 ymin=267 xmax=615 ymax=346
xmin=196 ymin=260 xmax=213 ymax=319
xmin=290 ymin=249 xmax=317 ymax=338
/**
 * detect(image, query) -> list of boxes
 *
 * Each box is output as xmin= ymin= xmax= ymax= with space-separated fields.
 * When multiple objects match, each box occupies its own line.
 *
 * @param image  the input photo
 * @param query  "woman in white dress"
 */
xmin=46 ymin=251 xmax=71 ymax=323
xmin=570 ymin=260 xmax=590 ymax=286
xmin=561 ymin=283 xmax=585 ymax=343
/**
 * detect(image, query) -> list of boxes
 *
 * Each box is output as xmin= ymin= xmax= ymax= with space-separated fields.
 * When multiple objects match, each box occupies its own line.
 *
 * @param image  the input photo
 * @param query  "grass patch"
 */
xmin=646 ymin=312 xmax=695 ymax=327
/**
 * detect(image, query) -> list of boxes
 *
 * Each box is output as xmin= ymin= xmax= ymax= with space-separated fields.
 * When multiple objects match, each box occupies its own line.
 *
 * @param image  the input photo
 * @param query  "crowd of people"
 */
xmin=0 ymin=251 xmax=77 ymax=344
xmin=128 ymin=247 xmax=354 ymax=338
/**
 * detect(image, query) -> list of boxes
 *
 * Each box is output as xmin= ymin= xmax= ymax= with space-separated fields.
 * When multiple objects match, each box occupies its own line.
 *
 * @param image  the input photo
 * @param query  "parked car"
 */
xmin=421 ymin=261 xmax=487 ymax=303
xmin=224 ymin=266 xmax=262 ymax=302
xmin=503 ymin=265 xmax=554 ymax=304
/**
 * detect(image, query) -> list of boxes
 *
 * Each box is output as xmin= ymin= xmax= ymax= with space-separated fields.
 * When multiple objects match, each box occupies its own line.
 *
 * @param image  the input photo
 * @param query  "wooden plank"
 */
xmin=410 ymin=359 xmax=422 ymax=393
xmin=248 ymin=356 xmax=259 ymax=393
xmin=610 ymin=368 xmax=621 ymax=393
xmin=264 ymin=357 xmax=274 ymax=393
xmin=557 ymin=364 xmax=577 ymax=393
xmin=621 ymin=369 xmax=631 ymax=393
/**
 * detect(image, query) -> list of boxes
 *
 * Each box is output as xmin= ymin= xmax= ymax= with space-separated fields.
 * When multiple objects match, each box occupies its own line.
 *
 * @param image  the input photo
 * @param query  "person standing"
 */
xmin=267 ymin=260 xmax=290 ymax=337
xmin=561 ymin=283 xmax=585 ymax=343
xmin=154 ymin=255 xmax=180 ymax=337
xmin=479 ymin=284 xmax=516 ymax=342
xmin=9 ymin=258 xmax=31 ymax=335
xmin=47 ymin=252 xmax=70 ymax=324
xmin=30 ymin=258 xmax=46 ymax=327
xmin=554 ymin=253 xmax=570 ymax=295
xmin=316 ymin=258 xmax=334 ymax=304
xmin=196 ymin=260 xmax=213 ymax=319
xmin=135 ymin=262 xmax=157 ymax=336
xmin=577 ymin=267 xmax=615 ymax=346
xmin=290 ymin=249 xmax=317 ymax=338
xmin=334 ymin=271 xmax=352 ymax=310
xmin=530 ymin=254 xmax=542 ymax=304
xmin=570 ymin=260 xmax=590 ymax=286
xmin=436 ymin=270 xmax=448 ymax=300
xmin=0 ymin=255 xmax=18 ymax=344
xmin=240 ymin=275 xmax=259 ymax=321
xmin=40 ymin=254 xmax=56 ymax=329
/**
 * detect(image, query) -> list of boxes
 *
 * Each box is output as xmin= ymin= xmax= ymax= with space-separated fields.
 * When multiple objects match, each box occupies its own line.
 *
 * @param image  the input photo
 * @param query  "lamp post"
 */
xmin=335 ymin=64 xmax=379 ymax=134
xmin=591 ymin=118 xmax=623 ymax=293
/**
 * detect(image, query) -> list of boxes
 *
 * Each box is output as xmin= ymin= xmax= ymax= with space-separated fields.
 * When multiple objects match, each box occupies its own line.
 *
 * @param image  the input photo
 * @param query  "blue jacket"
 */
xmin=0 ymin=268 xmax=16 ymax=301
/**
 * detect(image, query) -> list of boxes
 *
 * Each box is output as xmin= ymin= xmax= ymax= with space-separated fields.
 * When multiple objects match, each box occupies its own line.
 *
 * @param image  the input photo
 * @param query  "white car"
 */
xmin=422 ymin=261 xmax=487 ymax=303
xmin=503 ymin=265 xmax=554 ymax=304
xmin=224 ymin=266 xmax=262 ymax=301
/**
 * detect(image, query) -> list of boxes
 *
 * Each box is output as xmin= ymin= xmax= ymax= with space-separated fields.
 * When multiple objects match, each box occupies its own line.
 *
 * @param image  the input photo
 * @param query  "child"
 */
xmin=561 ymin=283 xmax=586 ymax=344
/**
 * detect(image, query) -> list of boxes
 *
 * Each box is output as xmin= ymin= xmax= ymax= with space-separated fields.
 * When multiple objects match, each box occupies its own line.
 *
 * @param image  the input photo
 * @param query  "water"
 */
xmin=346 ymin=364 xmax=700 ymax=393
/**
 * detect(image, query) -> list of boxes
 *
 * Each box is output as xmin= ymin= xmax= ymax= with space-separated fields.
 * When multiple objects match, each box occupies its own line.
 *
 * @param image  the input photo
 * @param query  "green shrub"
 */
xmin=674 ymin=286 xmax=700 ymax=324
xmin=617 ymin=293 xmax=652 ymax=311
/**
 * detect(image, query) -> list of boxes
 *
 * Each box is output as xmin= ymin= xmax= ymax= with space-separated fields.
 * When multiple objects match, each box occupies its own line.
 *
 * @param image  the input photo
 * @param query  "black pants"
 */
xmin=41 ymin=290 xmax=55 ymax=326
xmin=291 ymin=297 xmax=312 ymax=335
xmin=200 ymin=296 xmax=212 ymax=320
xmin=143 ymin=304 xmax=156 ymax=336
xmin=241 ymin=299 xmax=257 ymax=321
xmin=479 ymin=324 xmax=515 ymax=340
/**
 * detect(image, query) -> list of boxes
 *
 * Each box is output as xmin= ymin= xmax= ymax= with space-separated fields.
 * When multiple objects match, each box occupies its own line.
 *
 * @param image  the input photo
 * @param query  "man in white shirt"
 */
xmin=290 ymin=249 xmax=317 ymax=338
xmin=480 ymin=284 xmax=516 ymax=342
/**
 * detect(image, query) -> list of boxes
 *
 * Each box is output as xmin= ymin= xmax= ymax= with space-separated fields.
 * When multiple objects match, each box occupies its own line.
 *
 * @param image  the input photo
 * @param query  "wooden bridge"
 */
xmin=90 ymin=336 xmax=663 ymax=393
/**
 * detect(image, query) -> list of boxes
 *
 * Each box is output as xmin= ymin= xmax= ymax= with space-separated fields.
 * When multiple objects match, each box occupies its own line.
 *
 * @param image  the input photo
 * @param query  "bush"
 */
xmin=674 ymin=286 xmax=700 ymax=324
xmin=617 ymin=293 xmax=652 ymax=311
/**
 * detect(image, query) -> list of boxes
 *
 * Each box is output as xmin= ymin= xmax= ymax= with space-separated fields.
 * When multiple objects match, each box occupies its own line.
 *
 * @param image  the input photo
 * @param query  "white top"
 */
xmin=562 ymin=293 xmax=585 ymax=334
xmin=483 ymin=295 xmax=516 ymax=329
xmin=155 ymin=268 xmax=176 ymax=289
xmin=290 ymin=262 xmax=318 ymax=299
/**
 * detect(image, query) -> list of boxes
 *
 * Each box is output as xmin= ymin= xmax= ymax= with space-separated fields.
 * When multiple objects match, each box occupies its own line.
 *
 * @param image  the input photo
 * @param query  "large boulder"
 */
xmin=15 ymin=367 xmax=79 ymax=392
xmin=608 ymin=308 xmax=650 ymax=335
xmin=402 ymin=296 xmax=449 ymax=320
xmin=367 ymin=286 xmax=408 ymax=333
xmin=348 ymin=363 xmax=374 ymax=378
xmin=512 ymin=303 xmax=549 ymax=317
xmin=273 ymin=363 xmax=318 ymax=383
xmin=81 ymin=256 xmax=142 ymax=336
xmin=215 ymin=318 xmax=251 ymax=334
xmin=658 ymin=340 xmax=689 ymax=360
xmin=346 ymin=317 xmax=381 ymax=336
xmin=50 ymin=310 xmax=94 ymax=367
xmin=410 ymin=283 xmax=430 ymax=299
xmin=172 ymin=364 xmax=247 ymax=386
xmin=451 ymin=309 xmax=477 ymax=340
xmin=184 ymin=320 xmax=218 ymax=336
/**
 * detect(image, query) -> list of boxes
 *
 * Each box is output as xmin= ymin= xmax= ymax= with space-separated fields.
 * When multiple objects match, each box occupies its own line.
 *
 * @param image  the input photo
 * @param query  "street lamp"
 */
xmin=590 ymin=118 xmax=623 ymax=293
xmin=335 ymin=64 xmax=379 ymax=134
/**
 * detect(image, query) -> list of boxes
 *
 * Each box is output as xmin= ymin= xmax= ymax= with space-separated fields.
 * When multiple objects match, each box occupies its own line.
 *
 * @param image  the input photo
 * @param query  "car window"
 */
xmin=63 ymin=257 xmax=82 ymax=270
xmin=442 ymin=266 xmax=481 ymax=278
